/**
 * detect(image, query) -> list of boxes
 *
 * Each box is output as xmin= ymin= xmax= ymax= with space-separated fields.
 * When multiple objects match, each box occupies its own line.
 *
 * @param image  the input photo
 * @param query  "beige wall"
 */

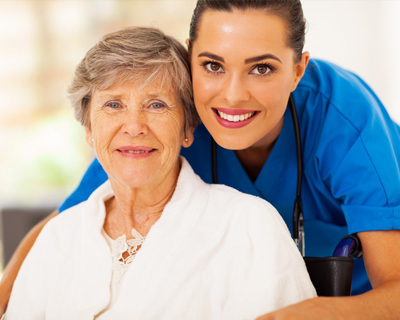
xmin=303 ymin=0 xmax=400 ymax=123
xmin=0 ymin=0 xmax=398 ymax=207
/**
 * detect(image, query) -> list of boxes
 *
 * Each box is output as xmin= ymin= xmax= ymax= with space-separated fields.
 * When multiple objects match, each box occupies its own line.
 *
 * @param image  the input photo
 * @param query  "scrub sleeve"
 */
xmin=58 ymin=158 xmax=107 ymax=213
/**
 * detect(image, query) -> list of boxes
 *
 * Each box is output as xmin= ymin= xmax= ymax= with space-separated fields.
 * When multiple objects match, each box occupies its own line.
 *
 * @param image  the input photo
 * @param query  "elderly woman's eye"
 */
xmin=105 ymin=101 xmax=122 ymax=109
xmin=149 ymin=101 xmax=167 ymax=110
xmin=202 ymin=61 xmax=224 ymax=73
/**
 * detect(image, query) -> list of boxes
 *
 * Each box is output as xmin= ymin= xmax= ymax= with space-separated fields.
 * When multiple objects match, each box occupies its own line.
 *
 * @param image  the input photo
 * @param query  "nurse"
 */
xmin=1 ymin=0 xmax=400 ymax=318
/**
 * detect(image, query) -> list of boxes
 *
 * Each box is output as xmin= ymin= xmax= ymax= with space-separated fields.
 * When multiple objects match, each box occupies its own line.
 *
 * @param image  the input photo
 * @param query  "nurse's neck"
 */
xmin=235 ymin=117 xmax=284 ymax=183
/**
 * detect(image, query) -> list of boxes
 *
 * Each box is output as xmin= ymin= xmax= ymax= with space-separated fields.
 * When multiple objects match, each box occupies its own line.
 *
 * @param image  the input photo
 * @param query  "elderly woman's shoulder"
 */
xmin=207 ymin=183 xmax=287 ymax=227
xmin=207 ymin=182 xmax=265 ymax=204
xmin=42 ymin=203 xmax=89 ymax=243
xmin=202 ymin=182 xmax=298 ymax=256
xmin=181 ymin=158 xmax=285 ymax=226
xmin=45 ymin=180 xmax=112 ymax=236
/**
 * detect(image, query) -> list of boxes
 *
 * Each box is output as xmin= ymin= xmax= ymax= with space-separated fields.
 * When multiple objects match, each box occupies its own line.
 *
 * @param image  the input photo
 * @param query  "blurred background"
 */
xmin=0 ymin=0 xmax=399 ymax=268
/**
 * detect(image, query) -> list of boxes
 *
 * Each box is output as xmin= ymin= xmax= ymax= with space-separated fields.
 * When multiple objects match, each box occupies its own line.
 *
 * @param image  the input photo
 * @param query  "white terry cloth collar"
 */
xmin=81 ymin=156 xmax=207 ymax=235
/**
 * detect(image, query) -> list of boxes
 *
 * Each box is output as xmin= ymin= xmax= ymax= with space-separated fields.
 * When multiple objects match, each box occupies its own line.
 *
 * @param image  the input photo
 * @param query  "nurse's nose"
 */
xmin=221 ymin=74 xmax=250 ymax=106
xmin=123 ymin=108 xmax=149 ymax=138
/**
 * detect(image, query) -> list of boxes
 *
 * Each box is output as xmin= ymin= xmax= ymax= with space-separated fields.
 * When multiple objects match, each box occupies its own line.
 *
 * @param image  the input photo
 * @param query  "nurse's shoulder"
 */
xmin=301 ymin=59 xmax=382 ymax=109
xmin=297 ymin=58 xmax=390 ymax=131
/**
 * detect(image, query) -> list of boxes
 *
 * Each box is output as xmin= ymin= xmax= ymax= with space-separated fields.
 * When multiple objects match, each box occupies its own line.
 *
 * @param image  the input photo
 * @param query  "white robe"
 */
xmin=5 ymin=158 xmax=316 ymax=320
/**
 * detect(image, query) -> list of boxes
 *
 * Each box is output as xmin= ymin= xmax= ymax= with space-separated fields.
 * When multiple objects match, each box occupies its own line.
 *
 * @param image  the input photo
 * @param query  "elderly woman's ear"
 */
xmin=185 ymin=38 xmax=191 ymax=61
xmin=182 ymin=127 xmax=195 ymax=148
xmin=85 ymin=126 xmax=94 ymax=148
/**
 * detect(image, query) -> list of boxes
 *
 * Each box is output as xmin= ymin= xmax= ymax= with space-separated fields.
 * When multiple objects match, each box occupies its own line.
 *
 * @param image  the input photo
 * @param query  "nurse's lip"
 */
xmin=212 ymin=108 xmax=259 ymax=129
xmin=116 ymin=146 xmax=156 ymax=158
xmin=214 ymin=107 xmax=258 ymax=115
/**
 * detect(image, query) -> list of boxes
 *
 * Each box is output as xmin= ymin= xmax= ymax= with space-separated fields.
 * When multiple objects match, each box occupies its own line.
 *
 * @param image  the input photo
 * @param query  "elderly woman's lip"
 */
xmin=116 ymin=146 xmax=157 ymax=157
xmin=117 ymin=146 xmax=155 ymax=152
xmin=116 ymin=146 xmax=157 ymax=158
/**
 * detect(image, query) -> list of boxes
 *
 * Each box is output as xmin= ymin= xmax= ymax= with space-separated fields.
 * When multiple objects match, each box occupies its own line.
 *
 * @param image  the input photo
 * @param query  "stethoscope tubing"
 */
xmin=211 ymin=94 xmax=305 ymax=255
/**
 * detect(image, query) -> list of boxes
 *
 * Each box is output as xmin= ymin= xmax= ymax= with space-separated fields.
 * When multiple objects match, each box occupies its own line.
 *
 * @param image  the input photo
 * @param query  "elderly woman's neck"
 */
xmin=104 ymin=177 xmax=178 ymax=239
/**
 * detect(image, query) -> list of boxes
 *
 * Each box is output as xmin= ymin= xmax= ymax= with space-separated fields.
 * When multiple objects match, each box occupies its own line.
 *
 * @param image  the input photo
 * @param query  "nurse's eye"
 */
xmin=249 ymin=64 xmax=276 ymax=76
xmin=201 ymin=61 xmax=224 ymax=74
xmin=105 ymin=101 xmax=122 ymax=109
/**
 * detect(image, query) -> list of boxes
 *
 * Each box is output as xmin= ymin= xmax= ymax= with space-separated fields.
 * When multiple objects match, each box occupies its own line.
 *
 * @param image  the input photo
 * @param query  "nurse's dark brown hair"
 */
xmin=188 ymin=0 xmax=306 ymax=62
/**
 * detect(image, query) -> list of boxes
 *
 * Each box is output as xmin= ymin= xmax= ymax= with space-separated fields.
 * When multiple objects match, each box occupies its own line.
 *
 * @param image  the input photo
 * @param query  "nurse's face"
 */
xmin=190 ymin=9 xmax=309 ymax=150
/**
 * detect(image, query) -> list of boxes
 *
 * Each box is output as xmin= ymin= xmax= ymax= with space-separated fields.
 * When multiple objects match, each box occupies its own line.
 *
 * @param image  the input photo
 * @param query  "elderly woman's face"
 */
xmin=85 ymin=78 xmax=191 ymax=190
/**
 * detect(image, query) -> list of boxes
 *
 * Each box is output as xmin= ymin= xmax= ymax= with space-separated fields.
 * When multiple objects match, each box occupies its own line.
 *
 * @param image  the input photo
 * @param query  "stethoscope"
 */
xmin=211 ymin=94 xmax=306 ymax=256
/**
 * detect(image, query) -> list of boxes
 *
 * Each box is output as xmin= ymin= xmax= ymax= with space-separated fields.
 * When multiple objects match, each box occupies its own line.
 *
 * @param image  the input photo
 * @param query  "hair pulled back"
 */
xmin=189 ymin=0 xmax=306 ymax=62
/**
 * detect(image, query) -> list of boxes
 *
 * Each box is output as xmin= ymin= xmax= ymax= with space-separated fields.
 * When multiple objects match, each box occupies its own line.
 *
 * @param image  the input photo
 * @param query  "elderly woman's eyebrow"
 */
xmin=95 ymin=91 xmax=172 ymax=102
xmin=146 ymin=92 xmax=171 ymax=99
xmin=96 ymin=91 xmax=125 ymax=99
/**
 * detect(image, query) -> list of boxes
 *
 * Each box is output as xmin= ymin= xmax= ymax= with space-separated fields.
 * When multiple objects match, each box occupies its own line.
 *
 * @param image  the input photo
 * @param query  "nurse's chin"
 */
xmin=213 ymin=134 xmax=254 ymax=151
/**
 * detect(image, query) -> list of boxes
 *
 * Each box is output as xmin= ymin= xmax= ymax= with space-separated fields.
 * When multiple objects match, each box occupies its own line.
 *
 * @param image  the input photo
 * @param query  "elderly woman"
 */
xmin=5 ymin=27 xmax=315 ymax=319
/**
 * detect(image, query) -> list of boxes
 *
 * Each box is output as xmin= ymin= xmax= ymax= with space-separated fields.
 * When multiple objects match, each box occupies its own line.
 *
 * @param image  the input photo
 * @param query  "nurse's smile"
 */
xmin=213 ymin=107 xmax=259 ymax=128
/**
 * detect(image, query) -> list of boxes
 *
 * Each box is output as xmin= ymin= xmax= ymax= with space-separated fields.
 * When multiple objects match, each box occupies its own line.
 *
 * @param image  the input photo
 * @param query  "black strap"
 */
xmin=211 ymin=138 xmax=218 ymax=184
xmin=288 ymin=94 xmax=305 ymax=256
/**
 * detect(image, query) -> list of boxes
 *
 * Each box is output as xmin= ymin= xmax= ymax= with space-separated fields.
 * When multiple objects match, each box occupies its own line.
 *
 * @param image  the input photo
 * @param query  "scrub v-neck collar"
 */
xmin=217 ymin=106 xmax=296 ymax=199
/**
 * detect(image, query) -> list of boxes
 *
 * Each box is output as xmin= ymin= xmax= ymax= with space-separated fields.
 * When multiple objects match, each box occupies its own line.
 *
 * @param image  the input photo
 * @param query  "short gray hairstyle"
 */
xmin=68 ymin=26 xmax=199 ymax=130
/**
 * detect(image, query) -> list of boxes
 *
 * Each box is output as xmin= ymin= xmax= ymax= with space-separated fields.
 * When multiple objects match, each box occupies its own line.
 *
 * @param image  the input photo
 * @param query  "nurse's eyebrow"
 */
xmin=198 ymin=52 xmax=225 ymax=63
xmin=245 ymin=54 xmax=282 ymax=64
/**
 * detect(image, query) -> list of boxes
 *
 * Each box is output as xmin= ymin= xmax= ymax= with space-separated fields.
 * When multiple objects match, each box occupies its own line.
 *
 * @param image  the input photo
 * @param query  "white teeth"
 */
xmin=218 ymin=110 xmax=255 ymax=122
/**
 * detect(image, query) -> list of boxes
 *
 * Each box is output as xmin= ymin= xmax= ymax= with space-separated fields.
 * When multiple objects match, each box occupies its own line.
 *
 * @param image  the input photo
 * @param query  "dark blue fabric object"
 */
xmin=58 ymin=159 xmax=107 ymax=213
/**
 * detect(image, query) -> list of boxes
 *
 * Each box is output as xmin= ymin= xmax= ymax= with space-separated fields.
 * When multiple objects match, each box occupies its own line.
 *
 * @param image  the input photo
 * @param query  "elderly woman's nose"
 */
xmin=122 ymin=109 xmax=149 ymax=137
xmin=221 ymin=74 xmax=250 ymax=106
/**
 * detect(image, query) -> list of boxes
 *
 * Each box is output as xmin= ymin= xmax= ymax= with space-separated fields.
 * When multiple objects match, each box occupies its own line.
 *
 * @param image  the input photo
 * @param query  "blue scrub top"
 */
xmin=59 ymin=59 xmax=400 ymax=295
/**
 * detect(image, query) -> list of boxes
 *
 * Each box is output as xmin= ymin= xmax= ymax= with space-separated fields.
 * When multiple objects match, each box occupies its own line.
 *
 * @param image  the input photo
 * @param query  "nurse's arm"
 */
xmin=0 ymin=210 xmax=57 ymax=315
xmin=256 ymin=230 xmax=400 ymax=320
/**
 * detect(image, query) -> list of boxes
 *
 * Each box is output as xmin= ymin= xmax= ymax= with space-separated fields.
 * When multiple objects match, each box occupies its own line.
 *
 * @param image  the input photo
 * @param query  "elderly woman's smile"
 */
xmin=115 ymin=146 xmax=155 ymax=157
xmin=85 ymin=78 xmax=188 ymax=191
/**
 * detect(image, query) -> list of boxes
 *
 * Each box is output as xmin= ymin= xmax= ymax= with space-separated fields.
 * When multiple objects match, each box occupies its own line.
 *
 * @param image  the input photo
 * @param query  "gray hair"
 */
xmin=68 ymin=26 xmax=199 ymax=130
